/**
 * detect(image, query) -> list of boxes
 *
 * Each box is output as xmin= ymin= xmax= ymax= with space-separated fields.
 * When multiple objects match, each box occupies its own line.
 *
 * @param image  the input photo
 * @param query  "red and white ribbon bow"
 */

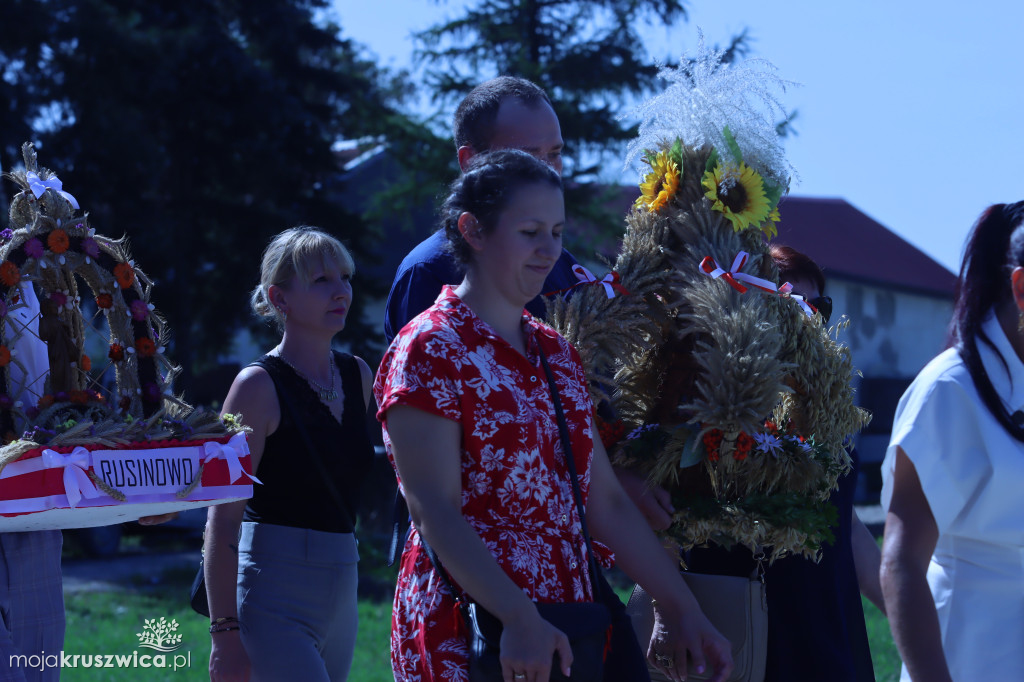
xmin=571 ymin=264 xmax=630 ymax=299
xmin=699 ymin=252 xmax=778 ymax=294
xmin=41 ymin=446 xmax=99 ymax=508
xmin=203 ymin=432 xmax=261 ymax=485
xmin=777 ymin=282 xmax=816 ymax=318
xmin=26 ymin=171 xmax=80 ymax=210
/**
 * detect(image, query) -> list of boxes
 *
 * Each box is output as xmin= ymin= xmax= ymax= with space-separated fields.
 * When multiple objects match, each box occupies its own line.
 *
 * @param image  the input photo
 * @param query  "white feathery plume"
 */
xmin=623 ymin=31 xmax=797 ymax=190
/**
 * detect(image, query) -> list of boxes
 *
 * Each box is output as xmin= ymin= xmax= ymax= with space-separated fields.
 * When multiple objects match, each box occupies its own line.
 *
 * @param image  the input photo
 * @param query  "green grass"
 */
xmin=59 ymin=566 xmax=901 ymax=681
xmin=864 ymin=598 xmax=901 ymax=682
xmin=61 ymin=583 xmax=395 ymax=681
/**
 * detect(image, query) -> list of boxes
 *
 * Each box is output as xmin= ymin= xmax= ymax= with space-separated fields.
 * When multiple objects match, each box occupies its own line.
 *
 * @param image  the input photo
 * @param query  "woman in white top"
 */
xmin=880 ymin=201 xmax=1024 ymax=681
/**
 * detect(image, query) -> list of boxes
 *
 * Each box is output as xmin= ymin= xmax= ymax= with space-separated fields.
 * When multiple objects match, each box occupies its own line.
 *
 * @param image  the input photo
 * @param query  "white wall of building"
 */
xmin=829 ymin=278 xmax=953 ymax=380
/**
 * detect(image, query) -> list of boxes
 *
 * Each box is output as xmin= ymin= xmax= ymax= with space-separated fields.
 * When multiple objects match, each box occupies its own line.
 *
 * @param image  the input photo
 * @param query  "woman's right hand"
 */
xmin=498 ymin=607 xmax=574 ymax=682
xmin=209 ymin=632 xmax=251 ymax=682
xmin=648 ymin=600 xmax=734 ymax=682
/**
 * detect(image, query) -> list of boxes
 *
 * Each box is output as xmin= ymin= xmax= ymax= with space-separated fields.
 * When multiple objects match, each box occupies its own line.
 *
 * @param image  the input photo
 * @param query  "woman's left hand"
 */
xmin=648 ymin=601 xmax=733 ymax=682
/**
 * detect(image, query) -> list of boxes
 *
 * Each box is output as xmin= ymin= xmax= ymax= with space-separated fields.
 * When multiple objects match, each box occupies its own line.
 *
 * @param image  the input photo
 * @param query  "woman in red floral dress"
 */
xmin=376 ymin=150 xmax=733 ymax=682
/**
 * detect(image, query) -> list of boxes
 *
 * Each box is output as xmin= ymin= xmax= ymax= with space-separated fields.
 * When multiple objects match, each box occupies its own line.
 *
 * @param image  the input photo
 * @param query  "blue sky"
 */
xmin=335 ymin=0 xmax=1024 ymax=275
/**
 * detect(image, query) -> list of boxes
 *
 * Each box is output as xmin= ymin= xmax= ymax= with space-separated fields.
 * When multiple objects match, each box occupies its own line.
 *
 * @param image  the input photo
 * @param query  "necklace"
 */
xmin=276 ymin=351 xmax=339 ymax=402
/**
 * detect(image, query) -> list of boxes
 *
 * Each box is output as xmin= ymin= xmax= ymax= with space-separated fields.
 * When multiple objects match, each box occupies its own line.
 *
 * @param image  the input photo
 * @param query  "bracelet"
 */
xmin=210 ymin=616 xmax=239 ymax=626
xmin=210 ymin=625 xmax=241 ymax=634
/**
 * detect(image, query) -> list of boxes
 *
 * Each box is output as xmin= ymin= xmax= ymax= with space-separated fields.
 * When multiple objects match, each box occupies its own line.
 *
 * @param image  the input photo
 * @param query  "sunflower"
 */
xmin=701 ymin=162 xmax=771 ymax=232
xmin=635 ymin=150 xmax=681 ymax=212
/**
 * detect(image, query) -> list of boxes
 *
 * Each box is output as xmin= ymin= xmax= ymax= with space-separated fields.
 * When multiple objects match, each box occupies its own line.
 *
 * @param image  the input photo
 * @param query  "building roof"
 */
xmin=602 ymin=188 xmax=956 ymax=299
xmin=772 ymin=196 xmax=956 ymax=298
xmin=335 ymin=139 xmax=957 ymax=300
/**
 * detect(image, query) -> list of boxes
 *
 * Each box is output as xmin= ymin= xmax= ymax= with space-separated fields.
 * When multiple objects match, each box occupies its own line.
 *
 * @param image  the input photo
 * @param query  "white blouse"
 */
xmin=882 ymin=312 xmax=1024 ymax=681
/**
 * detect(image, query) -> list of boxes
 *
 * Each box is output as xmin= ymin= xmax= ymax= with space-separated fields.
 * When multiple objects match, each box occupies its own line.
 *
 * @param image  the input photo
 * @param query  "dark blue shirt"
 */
xmin=383 ymin=230 xmax=580 ymax=345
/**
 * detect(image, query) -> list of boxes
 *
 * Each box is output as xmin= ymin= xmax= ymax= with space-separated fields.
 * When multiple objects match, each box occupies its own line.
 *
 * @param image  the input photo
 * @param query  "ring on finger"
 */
xmin=513 ymin=674 xmax=526 ymax=680
xmin=655 ymin=652 xmax=673 ymax=667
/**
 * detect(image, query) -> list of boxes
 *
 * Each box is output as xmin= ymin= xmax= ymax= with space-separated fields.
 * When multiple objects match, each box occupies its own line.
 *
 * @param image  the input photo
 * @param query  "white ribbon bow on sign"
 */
xmin=203 ymin=433 xmax=261 ymax=485
xmin=571 ymin=264 xmax=627 ymax=299
xmin=41 ymin=446 xmax=99 ymax=508
xmin=25 ymin=171 xmax=80 ymax=210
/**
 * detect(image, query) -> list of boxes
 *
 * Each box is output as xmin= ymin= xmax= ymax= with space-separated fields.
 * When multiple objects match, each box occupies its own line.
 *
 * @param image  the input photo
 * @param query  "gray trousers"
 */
xmin=0 ymin=531 xmax=64 ymax=682
xmin=237 ymin=522 xmax=359 ymax=682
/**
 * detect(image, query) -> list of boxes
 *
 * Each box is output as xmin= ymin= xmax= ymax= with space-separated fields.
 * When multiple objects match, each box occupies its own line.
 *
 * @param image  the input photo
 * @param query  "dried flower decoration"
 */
xmin=0 ymin=262 xmax=20 ymax=287
xmin=113 ymin=262 xmax=135 ymax=289
xmin=81 ymin=237 xmax=100 ymax=259
xmin=129 ymin=300 xmax=149 ymax=321
xmin=24 ymin=238 xmax=44 ymax=259
xmin=47 ymin=229 xmax=70 ymax=254
xmin=134 ymin=337 xmax=156 ymax=358
xmin=623 ymin=31 xmax=796 ymax=191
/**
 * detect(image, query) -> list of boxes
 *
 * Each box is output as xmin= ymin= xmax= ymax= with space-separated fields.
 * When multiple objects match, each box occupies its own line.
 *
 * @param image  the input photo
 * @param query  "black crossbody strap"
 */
xmin=251 ymin=356 xmax=355 ymax=531
xmin=536 ymin=345 xmax=605 ymax=600
xmin=387 ymin=489 xmax=410 ymax=567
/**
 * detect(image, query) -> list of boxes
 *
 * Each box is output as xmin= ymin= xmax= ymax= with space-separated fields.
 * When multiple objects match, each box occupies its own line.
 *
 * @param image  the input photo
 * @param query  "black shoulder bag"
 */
xmin=419 ymin=346 xmax=611 ymax=681
xmin=190 ymin=356 xmax=356 ymax=617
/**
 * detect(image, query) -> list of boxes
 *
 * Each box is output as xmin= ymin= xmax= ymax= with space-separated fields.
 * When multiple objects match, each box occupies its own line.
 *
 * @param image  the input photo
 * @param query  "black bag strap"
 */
xmin=418 ymin=343 xmax=604 ymax=606
xmin=251 ymin=355 xmax=356 ymax=531
xmin=536 ymin=345 xmax=604 ymax=599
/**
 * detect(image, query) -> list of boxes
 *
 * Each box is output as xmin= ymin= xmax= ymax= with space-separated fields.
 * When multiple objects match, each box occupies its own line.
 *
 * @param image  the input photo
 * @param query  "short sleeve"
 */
xmin=374 ymin=314 xmax=464 ymax=425
xmin=881 ymin=373 xmax=989 ymax=534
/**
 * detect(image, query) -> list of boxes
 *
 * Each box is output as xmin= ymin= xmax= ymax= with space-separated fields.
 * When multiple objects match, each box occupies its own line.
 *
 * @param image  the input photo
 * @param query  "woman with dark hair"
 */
xmin=768 ymin=245 xmax=830 ymax=324
xmin=377 ymin=149 xmax=732 ymax=682
xmin=880 ymin=201 xmax=1024 ymax=681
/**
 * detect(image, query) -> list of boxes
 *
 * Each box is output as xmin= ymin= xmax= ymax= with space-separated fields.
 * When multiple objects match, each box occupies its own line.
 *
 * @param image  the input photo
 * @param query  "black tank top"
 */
xmin=242 ymin=351 xmax=374 ymax=533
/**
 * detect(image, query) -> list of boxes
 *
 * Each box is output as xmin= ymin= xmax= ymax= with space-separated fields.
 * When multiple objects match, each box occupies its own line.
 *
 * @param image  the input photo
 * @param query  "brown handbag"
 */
xmin=626 ymin=569 xmax=768 ymax=682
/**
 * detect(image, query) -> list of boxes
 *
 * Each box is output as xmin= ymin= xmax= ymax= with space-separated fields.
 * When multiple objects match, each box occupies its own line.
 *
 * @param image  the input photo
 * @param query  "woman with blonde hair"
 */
xmin=205 ymin=226 xmax=374 ymax=681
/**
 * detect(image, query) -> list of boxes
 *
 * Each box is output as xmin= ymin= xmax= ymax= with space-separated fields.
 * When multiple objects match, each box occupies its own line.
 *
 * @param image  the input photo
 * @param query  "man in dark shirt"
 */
xmin=383 ymin=76 xmax=579 ymax=345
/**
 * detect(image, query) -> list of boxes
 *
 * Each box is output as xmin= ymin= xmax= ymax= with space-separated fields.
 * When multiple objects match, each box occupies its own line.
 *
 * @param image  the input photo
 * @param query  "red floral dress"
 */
xmin=375 ymin=286 xmax=612 ymax=682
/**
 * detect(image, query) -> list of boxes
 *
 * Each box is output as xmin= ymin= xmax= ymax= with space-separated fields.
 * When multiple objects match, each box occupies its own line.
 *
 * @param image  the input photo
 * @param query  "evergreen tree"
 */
xmin=413 ymin=1 xmax=752 ymax=253
xmin=418 ymin=0 xmax=686 ymax=175
xmin=0 ymin=0 xmax=55 ymax=217
xmin=4 ymin=0 xmax=408 ymax=384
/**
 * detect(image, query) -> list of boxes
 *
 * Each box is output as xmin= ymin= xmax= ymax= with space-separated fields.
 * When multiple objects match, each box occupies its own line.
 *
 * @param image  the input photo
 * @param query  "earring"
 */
xmin=276 ymin=306 xmax=287 ymax=323
xmin=1018 ymin=310 xmax=1024 ymax=334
